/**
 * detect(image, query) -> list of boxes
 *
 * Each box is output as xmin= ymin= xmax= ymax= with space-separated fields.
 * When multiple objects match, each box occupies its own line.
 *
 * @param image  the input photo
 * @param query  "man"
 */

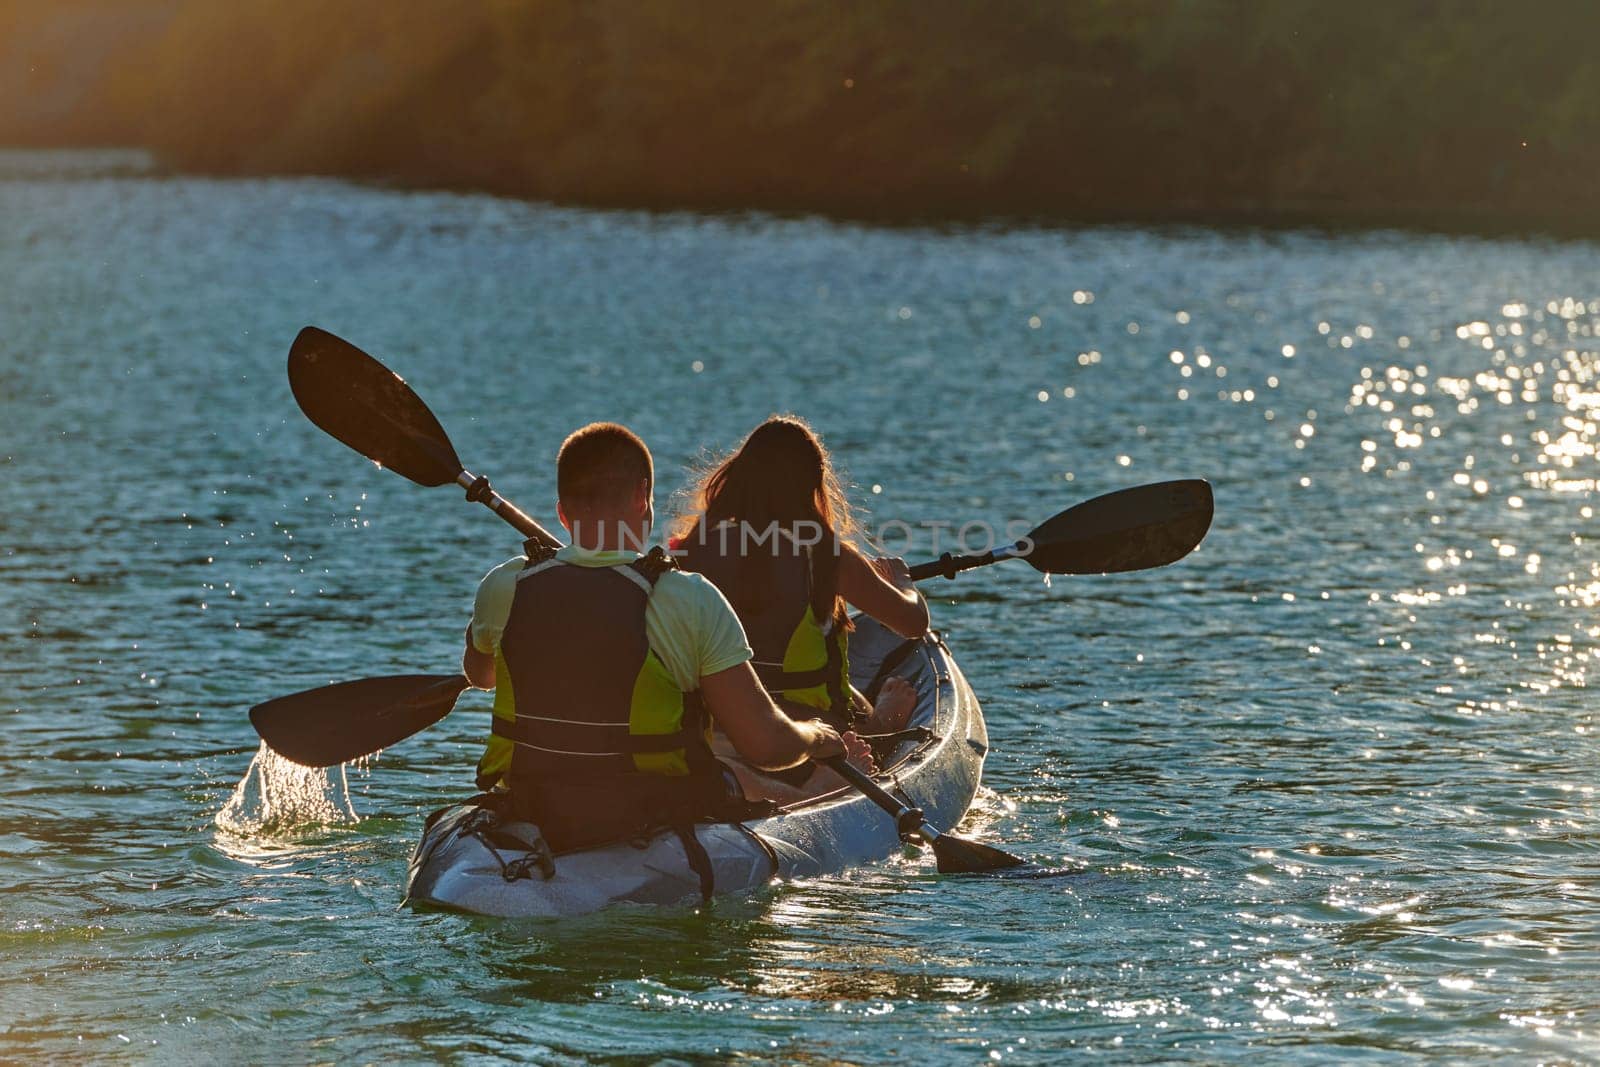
xmin=462 ymin=422 xmax=865 ymax=862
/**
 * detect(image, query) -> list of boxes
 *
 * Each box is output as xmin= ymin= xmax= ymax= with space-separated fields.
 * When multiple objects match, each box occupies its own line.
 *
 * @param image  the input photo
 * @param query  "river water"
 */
xmin=2 ymin=150 xmax=1597 ymax=1063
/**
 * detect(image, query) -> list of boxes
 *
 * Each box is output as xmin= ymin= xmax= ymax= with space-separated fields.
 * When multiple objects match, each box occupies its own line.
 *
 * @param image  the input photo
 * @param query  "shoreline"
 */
xmin=7 ymin=143 xmax=1597 ymax=247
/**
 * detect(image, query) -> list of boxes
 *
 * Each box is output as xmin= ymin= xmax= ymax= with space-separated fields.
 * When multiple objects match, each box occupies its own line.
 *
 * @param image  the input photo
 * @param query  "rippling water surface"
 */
xmin=2 ymin=150 xmax=1597 ymax=1063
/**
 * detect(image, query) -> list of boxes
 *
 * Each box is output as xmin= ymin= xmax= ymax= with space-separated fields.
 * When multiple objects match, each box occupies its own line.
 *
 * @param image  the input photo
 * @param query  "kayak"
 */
xmin=402 ymin=616 xmax=989 ymax=917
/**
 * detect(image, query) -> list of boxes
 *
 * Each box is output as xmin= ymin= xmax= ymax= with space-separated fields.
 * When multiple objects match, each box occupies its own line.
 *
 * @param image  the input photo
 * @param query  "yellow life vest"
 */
xmin=677 ymin=523 xmax=852 ymax=729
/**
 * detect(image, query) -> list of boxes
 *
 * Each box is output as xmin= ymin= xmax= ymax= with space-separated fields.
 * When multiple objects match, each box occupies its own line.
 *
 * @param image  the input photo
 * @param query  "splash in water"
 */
xmin=214 ymin=742 xmax=359 ymax=837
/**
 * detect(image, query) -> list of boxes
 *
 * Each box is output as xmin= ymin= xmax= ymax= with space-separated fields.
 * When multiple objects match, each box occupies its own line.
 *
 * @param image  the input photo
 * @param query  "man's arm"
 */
xmin=700 ymin=661 xmax=845 ymax=770
xmin=464 ymin=557 xmax=521 ymax=690
xmin=463 ymin=622 xmax=496 ymax=689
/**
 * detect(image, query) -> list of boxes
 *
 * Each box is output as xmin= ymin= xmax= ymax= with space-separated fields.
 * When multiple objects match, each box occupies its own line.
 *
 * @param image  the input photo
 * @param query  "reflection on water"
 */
xmin=1349 ymin=298 xmax=1600 ymax=707
xmin=1 ymin=150 xmax=1598 ymax=1061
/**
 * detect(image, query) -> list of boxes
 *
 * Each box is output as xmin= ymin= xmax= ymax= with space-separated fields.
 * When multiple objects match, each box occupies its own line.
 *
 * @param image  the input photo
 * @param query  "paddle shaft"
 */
xmin=821 ymin=756 xmax=946 ymax=844
xmin=908 ymin=542 xmax=1025 ymax=582
xmin=456 ymin=469 xmax=562 ymax=549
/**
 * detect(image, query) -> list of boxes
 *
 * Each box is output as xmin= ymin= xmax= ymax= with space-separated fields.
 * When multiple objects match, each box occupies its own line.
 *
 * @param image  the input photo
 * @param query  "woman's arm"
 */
xmin=837 ymin=543 xmax=930 ymax=638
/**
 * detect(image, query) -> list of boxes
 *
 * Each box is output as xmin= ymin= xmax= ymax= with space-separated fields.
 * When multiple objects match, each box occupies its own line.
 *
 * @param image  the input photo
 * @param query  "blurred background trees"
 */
xmin=3 ymin=0 xmax=1596 ymax=233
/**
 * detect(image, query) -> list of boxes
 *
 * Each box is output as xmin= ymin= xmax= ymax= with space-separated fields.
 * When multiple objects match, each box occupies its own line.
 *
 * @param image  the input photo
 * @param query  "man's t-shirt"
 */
xmin=470 ymin=544 xmax=753 ymax=692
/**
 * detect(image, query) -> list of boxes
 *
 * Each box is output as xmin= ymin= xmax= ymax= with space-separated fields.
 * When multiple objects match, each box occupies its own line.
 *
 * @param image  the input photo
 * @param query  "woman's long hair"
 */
xmin=674 ymin=415 xmax=856 ymax=629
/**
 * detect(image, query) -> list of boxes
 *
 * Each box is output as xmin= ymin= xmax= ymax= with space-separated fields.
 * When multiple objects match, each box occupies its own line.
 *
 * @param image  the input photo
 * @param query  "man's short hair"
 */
xmin=557 ymin=422 xmax=653 ymax=508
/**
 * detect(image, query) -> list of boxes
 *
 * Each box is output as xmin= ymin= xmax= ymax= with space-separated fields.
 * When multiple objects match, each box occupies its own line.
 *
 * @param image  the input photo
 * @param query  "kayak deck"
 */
xmin=403 ymin=617 xmax=988 ymax=917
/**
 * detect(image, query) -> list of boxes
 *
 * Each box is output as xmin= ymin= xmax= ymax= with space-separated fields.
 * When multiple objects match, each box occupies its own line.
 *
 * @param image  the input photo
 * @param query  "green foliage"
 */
xmin=5 ymin=0 xmax=1600 ymax=232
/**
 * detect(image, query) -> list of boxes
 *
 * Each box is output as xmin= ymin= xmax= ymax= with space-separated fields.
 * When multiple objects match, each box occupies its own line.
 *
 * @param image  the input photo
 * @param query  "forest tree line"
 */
xmin=4 ymin=0 xmax=1598 ymax=234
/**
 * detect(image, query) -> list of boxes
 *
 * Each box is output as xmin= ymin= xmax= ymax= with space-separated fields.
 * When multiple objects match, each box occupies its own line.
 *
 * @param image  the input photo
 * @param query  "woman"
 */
xmin=673 ymin=416 xmax=931 ymax=800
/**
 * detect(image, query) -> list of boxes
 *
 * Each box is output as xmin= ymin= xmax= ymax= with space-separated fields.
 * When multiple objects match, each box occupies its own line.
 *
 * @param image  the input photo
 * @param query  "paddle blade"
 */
xmin=1024 ymin=479 xmax=1213 ymax=575
xmin=249 ymin=673 xmax=469 ymax=767
xmin=931 ymin=833 xmax=1030 ymax=874
xmin=288 ymin=326 xmax=464 ymax=487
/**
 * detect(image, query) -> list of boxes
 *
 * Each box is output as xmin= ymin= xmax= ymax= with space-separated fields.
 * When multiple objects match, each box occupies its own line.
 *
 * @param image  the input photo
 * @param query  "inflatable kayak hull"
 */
xmin=403 ymin=618 xmax=987 ymax=917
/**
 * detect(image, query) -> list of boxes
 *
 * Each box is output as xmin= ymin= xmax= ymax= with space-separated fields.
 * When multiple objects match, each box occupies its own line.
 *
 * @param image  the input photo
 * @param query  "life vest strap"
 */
xmin=492 ymin=714 xmax=697 ymax=755
xmin=670 ymin=822 xmax=715 ymax=901
xmin=752 ymin=623 xmax=853 ymax=729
